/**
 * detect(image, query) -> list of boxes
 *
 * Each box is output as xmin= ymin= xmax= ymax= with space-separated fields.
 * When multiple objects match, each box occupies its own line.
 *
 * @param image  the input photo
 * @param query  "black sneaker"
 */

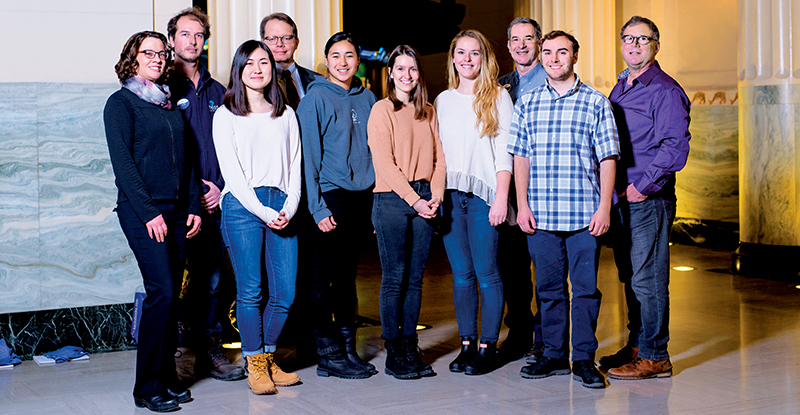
xmin=598 ymin=346 xmax=639 ymax=370
xmin=519 ymin=356 xmax=570 ymax=379
xmin=525 ymin=342 xmax=545 ymax=364
xmin=572 ymin=360 xmax=607 ymax=388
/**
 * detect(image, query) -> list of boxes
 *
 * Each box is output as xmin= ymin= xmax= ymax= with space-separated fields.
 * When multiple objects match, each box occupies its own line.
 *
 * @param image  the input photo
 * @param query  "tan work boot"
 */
xmin=265 ymin=352 xmax=301 ymax=386
xmin=246 ymin=354 xmax=277 ymax=394
xmin=607 ymin=357 xmax=673 ymax=380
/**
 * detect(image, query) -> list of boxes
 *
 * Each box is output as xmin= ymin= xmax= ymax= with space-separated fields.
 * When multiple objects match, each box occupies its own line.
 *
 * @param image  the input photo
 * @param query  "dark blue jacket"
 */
xmin=168 ymin=66 xmax=226 ymax=194
xmin=104 ymin=88 xmax=202 ymax=223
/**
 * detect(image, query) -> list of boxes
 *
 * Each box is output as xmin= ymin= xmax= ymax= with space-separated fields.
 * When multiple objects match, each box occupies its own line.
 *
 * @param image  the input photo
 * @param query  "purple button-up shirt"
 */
xmin=608 ymin=61 xmax=691 ymax=203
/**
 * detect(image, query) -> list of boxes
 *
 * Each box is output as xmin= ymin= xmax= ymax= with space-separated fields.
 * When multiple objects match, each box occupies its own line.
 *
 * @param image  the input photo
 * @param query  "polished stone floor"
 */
xmin=2 ymin=239 xmax=799 ymax=414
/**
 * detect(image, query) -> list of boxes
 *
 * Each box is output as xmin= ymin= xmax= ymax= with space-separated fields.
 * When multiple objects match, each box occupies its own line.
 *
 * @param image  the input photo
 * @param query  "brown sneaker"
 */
xmin=265 ymin=352 xmax=301 ymax=387
xmin=246 ymin=354 xmax=277 ymax=394
xmin=607 ymin=357 xmax=672 ymax=380
xmin=598 ymin=346 xmax=639 ymax=370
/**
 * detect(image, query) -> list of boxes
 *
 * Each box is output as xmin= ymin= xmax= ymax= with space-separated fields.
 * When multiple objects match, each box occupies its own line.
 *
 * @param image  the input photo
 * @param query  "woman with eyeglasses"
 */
xmin=213 ymin=40 xmax=302 ymax=395
xmin=434 ymin=29 xmax=514 ymax=376
xmin=104 ymin=31 xmax=202 ymax=412
xmin=296 ymin=32 xmax=377 ymax=380
xmin=367 ymin=45 xmax=445 ymax=380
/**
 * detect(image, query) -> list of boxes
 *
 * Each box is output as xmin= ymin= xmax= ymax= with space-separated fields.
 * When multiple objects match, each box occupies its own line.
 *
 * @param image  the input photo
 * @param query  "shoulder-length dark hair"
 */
xmin=114 ymin=31 xmax=173 ymax=84
xmin=222 ymin=40 xmax=286 ymax=117
xmin=386 ymin=45 xmax=428 ymax=121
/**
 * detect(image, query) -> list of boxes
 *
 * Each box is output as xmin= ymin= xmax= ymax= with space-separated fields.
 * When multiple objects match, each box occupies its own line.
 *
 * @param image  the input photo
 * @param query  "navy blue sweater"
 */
xmin=168 ymin=66 xmax=226 ymax=194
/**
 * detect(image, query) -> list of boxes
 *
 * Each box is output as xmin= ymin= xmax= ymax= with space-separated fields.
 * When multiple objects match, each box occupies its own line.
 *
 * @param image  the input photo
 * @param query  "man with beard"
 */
xmin=167 ymin=6 xmax=244 ymax=382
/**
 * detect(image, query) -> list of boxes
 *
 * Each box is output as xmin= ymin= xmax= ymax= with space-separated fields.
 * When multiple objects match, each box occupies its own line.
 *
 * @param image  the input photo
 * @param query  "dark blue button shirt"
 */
xmin=608 ymin=61 xmax=691 ymax=203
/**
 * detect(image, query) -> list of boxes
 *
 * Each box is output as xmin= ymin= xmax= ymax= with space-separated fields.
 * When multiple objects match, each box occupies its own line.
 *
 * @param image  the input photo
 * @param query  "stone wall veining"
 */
xmin=0 ymin=82 xmax=142 ymax=314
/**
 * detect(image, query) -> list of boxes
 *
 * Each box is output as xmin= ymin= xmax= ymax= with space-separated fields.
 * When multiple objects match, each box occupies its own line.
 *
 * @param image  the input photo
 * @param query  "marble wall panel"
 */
xmin=0 ymin=82 xmax=143 ymax=315
xmin=35 ymin=83 xmax=142 ymax=308
xmin=0 ymin=83 xmax=42 ymax=313
xmin=676 ymin=105 xmax=739 ymax=222
xmin=739 ymin=84 xmax=800 ymax=246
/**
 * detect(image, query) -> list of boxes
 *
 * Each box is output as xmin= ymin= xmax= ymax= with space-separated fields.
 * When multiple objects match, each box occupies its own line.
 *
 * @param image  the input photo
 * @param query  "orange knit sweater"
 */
xmin=367 ymin=99 xmax=446 ymax=206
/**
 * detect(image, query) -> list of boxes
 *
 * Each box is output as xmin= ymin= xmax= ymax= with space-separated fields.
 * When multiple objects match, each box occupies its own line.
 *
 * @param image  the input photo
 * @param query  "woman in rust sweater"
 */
xmin=367 ymin=45 xmax=446 ymax=380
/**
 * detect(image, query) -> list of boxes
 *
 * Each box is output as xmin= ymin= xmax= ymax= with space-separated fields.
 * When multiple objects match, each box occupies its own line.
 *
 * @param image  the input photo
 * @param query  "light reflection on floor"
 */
xmin=1 ymin=239 xmax=799 ymax=414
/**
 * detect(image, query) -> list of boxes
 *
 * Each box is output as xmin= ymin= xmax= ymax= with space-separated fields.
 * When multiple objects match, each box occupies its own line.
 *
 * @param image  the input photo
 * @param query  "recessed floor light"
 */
xmin=222 ymin=342 xmax=242 ymax=349
xmin=673 ymin=266 xmax=694 ymax=271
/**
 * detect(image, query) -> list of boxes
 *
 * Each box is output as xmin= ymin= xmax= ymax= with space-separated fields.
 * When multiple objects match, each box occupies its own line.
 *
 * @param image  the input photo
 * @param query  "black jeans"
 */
xmin=372 ymin=181 xmax=435 ymax=340
xmin=310 ymin=188 xmax=373 ymax=352
xmin=117 ymin=200 xmax=187 ymax=398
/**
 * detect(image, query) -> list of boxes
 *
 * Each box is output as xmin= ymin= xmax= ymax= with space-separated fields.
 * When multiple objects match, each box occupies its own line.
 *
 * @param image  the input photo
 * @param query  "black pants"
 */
xmin=310 ymin=189 xmax=373 ymax=348
xmin=497 ymin=223 xmax=538 ymax=343
xmin=117 ymin=201 xmax=187 ymax=398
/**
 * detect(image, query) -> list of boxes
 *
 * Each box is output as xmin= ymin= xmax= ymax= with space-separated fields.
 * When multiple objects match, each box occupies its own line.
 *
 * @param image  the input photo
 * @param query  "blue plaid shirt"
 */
xmin=508 ymin=75 xmax=619 ymax=232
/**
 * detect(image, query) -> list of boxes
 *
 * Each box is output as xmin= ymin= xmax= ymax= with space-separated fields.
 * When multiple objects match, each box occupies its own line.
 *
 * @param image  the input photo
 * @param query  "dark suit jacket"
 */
xmin=498 ymin=70 xmax=520 ymax=104
xmin=297 ymin=64 xmax=323 ymax=94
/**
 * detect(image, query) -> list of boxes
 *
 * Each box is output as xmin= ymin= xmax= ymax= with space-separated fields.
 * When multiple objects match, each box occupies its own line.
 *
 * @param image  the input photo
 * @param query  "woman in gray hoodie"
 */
xmin=296 ymin=32 xmax=377 ymax=380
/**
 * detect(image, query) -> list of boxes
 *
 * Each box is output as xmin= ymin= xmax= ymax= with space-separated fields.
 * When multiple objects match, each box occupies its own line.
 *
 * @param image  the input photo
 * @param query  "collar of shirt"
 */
xmin=544 ymin=74 xmax=582 ymax=99
xmin=277 ymin=62 xmax=305 ymax=99
xmin=617 ymin=60 xmax=663 ymax=87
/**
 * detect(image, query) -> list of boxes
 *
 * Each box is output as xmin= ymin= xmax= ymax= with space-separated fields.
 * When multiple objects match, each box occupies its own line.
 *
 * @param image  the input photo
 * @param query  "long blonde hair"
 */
xmin=446 ymin=29 xmax=502 ymax=137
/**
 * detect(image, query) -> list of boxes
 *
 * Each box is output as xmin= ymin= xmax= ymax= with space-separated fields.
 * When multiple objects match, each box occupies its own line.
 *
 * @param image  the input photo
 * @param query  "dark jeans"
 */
xmin=181 ymin=209 xmax=224 ymax=344
xmin=527 ymin=227 xmax=601 ymax=361
xmin=612 ymin=198 xmax=676 ymax=361
xmin=311 ymin=188 xmax=373 ymax=351
xmin=497 ymin=222 xmax=542 ymax=345
xmin=373 ymin=181 xmax=435 ymax=340
xmin=221 ymin=188 xmax=297 ymax=356
xmin=441 ymin=190 xmax=503 ymax=343
xmin=117 ymin=200 xmax=186 ymax=398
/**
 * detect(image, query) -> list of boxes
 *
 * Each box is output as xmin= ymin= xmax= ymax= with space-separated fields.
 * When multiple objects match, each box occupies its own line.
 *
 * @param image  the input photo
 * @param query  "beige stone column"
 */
xmin=514 ymin=0 xmax=617 ymax=94
xmin=733 ymin=0 xmax=800 ymax=276
xmin=207 ymin=0 xmax=341 ymax=82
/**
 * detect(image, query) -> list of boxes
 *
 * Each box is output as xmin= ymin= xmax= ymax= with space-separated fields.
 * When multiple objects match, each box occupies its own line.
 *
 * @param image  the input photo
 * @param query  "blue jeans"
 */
xmin=373 ymin=181 xmax=435 ymax=340
xmin=527 ymin=227 xmax=601 ymax=361
xmin=441 ymin=190 xmax=503 ymax=343
xmin=612 ymin=198 xmax=676 ymax=361
xmin=221 ymin=187 xmax=297 ymax=356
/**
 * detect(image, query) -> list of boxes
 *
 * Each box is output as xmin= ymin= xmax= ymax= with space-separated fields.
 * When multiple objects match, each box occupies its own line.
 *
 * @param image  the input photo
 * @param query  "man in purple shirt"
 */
xmin=601 ymin=16 xmax=691 ymax=380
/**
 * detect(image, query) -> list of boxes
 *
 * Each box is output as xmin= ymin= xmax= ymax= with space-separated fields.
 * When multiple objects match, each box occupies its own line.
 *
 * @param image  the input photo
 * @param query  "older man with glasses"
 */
xmin=259 ymin=12 xmax=322 ymax=110
xmin=600 ymin=15 xmax=691 ymax=380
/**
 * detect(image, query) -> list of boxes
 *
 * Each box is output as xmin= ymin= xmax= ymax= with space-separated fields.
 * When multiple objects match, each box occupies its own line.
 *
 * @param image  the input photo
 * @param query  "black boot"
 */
xmin=402 ymin=334 xmax=435 ymax=377
xmin=449 ymin=337 xmax=477 ymax=373
xmin=384 ymin=338 xmax=420 ymax=379
xmin=315 ymin=336 xmax=373 ymax=379
xmin=340 ymin=326 xmax=378 ymax=375
xmin=464 ymin=341 xmax=500 ymax=375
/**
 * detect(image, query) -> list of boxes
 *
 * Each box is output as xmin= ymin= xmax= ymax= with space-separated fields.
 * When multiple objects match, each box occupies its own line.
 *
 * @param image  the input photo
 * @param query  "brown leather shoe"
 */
xmin=265 ymin=352 xmax=301 ymax=386
xmin=607 ymin=357 xmax=672 ymax=380
xmin=598 ymin=346 xmax=639 ymax=370
xmin=246 ymin=354 xmax=277 ymax=394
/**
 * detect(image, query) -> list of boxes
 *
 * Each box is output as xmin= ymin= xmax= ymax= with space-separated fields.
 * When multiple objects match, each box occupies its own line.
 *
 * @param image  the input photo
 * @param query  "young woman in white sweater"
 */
xmin=434 ymin=29 xmax=514 ymax=376
xmin=213 ymin=40 xmax=301 ymax=395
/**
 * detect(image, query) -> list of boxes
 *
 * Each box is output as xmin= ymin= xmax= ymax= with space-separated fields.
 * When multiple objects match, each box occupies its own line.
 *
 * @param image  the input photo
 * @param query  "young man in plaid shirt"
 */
xmin=508 ymin=30 xmax=619 ymax=389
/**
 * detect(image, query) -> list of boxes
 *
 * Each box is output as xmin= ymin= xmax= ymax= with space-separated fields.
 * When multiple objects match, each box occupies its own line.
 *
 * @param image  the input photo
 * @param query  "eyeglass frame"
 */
xmin=509 ymin=35 xmax=537 ymax=45
xmin=621 ymin=35 xmax=657 ymax=45
xmin=262 ymin=35 xmax=297 ymax=45
xmin=138 ymin=49 xmax=169 ymax=60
